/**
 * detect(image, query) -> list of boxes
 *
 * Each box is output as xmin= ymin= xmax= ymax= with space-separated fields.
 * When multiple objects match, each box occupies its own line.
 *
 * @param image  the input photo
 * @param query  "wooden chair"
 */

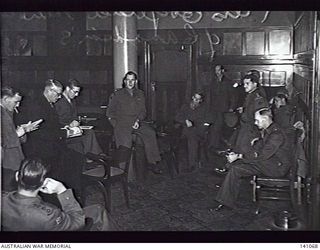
xmin=81 ymin=146 xmax=132 ymax=213
xmin=250 ymin=137 xmax=307 ymax=214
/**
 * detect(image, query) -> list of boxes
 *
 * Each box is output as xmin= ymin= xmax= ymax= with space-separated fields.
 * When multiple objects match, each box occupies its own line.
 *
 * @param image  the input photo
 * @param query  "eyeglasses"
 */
xmin=70 ymin=88 xmax=80 ymax=94
xmin=126 ymin=79 xmax=137 ymax=83
xmin=50 ymin=88 xmax=62 ymax=97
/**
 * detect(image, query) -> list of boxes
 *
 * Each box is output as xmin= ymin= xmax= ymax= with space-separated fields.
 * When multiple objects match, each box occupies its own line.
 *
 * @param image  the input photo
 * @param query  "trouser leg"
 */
xmin=81 ymin=130 xmax=103 ymax=155
xmin=216 ymin=163 xmax=261 ymax=208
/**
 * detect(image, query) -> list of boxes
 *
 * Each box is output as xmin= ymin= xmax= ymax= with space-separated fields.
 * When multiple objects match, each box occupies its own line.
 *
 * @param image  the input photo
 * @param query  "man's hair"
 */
xmin=256 ymin=108 xmax=273 ymax=119
xmin=17 ymin=159 xmax=48 ymax=191
xmin=66 ymin=78 xmax=81 ymax=89
xmin=122 ymin=71 xmax=138 ymax=87
xmin=275 ymin=93 xmax=288 ymax=103
xmin=215 ymin=64 xmax=224 ymax=71
xmin=193 ymin=92 xmax=204 ymax=99
xmin=247 ymin=69 xmax=260 ymax=79
xmin=1 ymin=86 xmax=20 ymax=99
xmin=44 ymin=79 xmax=63 ymax=89
xmin=242 ymin=74 xmax=260 ymax=86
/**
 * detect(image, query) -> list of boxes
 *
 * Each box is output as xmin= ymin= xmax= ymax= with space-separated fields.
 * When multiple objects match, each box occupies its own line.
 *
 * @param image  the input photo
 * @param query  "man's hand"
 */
xmin=70 ymin=120 xmax=80 ymax=128
xmin=16 ymin=126 xmax=26 ymax=137
xmin=236 ymin=107 xmax=244 ymax=113
xmin=40 ymin=178 xmax=67 ymax=195
xmin=132 ymin=120 xmax=140 ymax=130
xmin=185 ymin=119 xmax=193 ymax=127
xmin=226 ymin=152 xmax=241 ymax=163
xmin=20 ymin=120 xmax=41 ymax=133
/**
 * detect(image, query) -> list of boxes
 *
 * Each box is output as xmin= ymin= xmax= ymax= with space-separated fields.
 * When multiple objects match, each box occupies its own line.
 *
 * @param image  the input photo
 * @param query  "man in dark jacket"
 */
xmin=106 ymin=71 xmax=162 ymax=174
xmin=54 ymin=79 xmax=104 ymax=158
xmin=231 ymin=74 xmax=269 ymax=154
xmin=212 ymin=108 xmax=291 ymax=211
xmin=175 ymin=92 xmax=213 ymax=171
xmin=23 ymin=79 xmax=77 ymax=180
xmin=2 ymin=159 xmax=115 ymax=231
xmin=207 ymin=65 xmax=237 ymax=150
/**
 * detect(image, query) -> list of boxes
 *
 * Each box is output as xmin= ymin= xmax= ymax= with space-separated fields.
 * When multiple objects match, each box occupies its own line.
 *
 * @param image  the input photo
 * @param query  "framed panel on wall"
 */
xmin=269 ymin=30 xmax=291 ymax=55
xmin=223 ymin=32 xmax=242 ymax=55
xmin=245 ymin=32 xmax=265 ymax=55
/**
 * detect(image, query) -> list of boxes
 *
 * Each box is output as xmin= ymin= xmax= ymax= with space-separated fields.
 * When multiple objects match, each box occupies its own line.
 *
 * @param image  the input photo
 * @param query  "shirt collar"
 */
xmin=63 ymin=92 xmax=72 ymax=103
xmin=264 ymin=122 xmax=276 ymax=134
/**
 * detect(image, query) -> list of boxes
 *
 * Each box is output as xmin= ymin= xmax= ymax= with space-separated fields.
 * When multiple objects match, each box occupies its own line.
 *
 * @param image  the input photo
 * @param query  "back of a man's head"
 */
xmin=17 ymin=159 xmax=48 ymax=192
xmin=1 ymin=86 xmax=19 ymax=99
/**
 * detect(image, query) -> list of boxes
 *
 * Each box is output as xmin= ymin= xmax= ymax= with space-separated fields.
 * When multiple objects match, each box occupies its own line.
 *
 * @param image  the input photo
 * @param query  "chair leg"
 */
xmin=251 ymin=176 xmax=257 ymax=202
xmin=121 ymin=177 xmax=130 ymax=208
xmin=97 ymin=181 xmax=111 ymax=213
xmin=171 ymin=150 xmax=180 ymax=174
xmin=163 ymin=152 xmax=174 ymax=179
xmin=297 ymin=176 xmax=302 ymax=205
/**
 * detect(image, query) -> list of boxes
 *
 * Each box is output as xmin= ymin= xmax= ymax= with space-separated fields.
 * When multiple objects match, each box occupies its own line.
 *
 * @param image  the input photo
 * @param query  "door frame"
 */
xmin=309 ymin=11 xmax=320 ymax=230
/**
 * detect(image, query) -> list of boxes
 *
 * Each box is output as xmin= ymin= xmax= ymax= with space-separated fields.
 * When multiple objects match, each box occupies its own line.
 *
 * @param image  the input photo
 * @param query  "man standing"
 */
xmin=106 ymin=71 xmax=162 ymax=174
xmin=1 ymin=87 xmax=39 ymax=191
xmin=213 ymin=108 xmax=291 ymax=211
xmin=207 ymin=65 xmax=236 ymax=150
xmin=54 ymin=79 xmax=105 ymax=158
xmin=24 ymin=79 xmax=75 ymax=178
xmin=175 ymin=93 xmax=213 ymax=171
xmin=231 ymin=74 xmax=269 ymax=154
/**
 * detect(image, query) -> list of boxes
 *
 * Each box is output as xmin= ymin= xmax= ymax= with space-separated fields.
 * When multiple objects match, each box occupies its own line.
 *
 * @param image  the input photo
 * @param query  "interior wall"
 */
xmin=1 ymin=12 xmax=113 ymax=114
xmin=1 ymin=11 xmax=296 ymax=113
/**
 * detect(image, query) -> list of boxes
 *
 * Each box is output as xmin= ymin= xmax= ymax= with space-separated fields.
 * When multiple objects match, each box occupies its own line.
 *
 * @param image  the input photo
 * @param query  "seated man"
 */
xmin=106 ymin=71 xmax=162 ymax=174
xmin=212 ymin=108 xmax=291 ymax=211
xmin=175 ymin=92 xmax=213 ymax=171
xmin=2 ymin=159 xmax=116 ymax=231
xmin=54 ymin=79 xmax=105 ymax=161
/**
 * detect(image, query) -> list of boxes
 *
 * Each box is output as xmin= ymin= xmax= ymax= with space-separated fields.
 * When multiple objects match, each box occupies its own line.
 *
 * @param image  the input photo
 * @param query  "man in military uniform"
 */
xmin=175 ymin=92 xmax=213 ymax=171
xmin=272 ymin=89 xmax=305 ymax=148
xmin=212 ymin=108 xmax=291 ymax=211
xmin=2 ymin=159 xmax=116 ymax=231
xmin=1 ymin=87 xmax=40 ymax=191
xmin=106 ymin=71 xmax=162 ymax=174
xmin=230 ymin=74 xmax=269 ymax=154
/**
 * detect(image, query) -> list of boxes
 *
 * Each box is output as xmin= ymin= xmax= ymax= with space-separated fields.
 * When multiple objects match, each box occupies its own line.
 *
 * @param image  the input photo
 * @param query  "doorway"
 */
xmin=144 ymin=42 xmax=194 ymax=127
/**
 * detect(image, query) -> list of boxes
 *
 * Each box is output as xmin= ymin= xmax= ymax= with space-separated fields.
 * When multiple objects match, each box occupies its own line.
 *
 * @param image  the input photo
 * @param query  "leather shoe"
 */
xmin=209 ymin=204 xmax=231 ymax=213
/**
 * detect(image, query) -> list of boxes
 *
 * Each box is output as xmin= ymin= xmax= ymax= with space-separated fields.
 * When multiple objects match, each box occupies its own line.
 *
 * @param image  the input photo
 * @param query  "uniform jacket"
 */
xmin=175 ymin=103 xmax=214 ymax=129
xmin=2 ymin=189 xmax=85 ymax=231
xmin=242 ymin=122 xmax=291 ymax=177
xmin=54 ymin=94 xmax=78 ymax=126
xmin=106 ymin=88 xmax=146 ymax=128
xmin=273 ymin=104 xmax=295 ymax=130
xmin=1 ymin=106 xmax=25 ymax=171
xmin=241 ymin=88 xmax=268 ymax=125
